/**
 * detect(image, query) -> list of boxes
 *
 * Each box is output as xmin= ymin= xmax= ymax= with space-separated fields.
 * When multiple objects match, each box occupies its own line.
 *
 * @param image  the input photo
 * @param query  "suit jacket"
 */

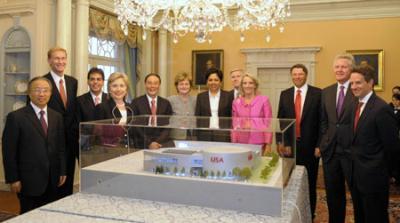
xmin=277 ymin=85 xmax=322 ymax=161
xmin=350 ymin=93 xmax=400 ymax=194
xmin=195 ymin=90 xmax=233 ymax=142
xmin=319 ymin=83 xmax=354 ymax=162
xmin=195 ymin=90 xmax=233 ymax=117
xmin=94 ymin=98 xmax=133 ymax=147
xmin=44 ymin=73 xmax=79 ymax=157
xmin=130 ymin=95 xmax=173 ymax=149
xmin=232 ymin=95 xmax=273 ymax=144
xmin=2 ymin=105 xmax=66 ymax=196
xmin=77 ymin=92 xmax=107 ymax=122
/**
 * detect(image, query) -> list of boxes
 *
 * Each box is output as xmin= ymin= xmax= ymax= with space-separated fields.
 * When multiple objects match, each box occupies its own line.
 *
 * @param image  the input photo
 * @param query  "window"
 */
xmin=88 ymin=36 xmax=124 ymax=93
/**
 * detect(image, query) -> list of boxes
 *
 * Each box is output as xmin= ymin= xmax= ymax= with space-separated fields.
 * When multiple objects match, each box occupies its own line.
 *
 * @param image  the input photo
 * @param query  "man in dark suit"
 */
xmin=77 ymin=67 xmax=107 ymax=122
xmin=43 ymin=47 xmax=78 ymax=197
xmin=319 ymin=53 xmax=355 ymax=223
xmin=277 ymin=64 xmax=321 ymax=218
xmin=348 ymin=66 xmax=400 ymax=223
xmin=229 ymin=68 xmax=243 ymax=100
xmin=2 ymin=77 xmax=66 ymax=213
xmin=76 ymin=67 xmax=107 ymax=150
xmin=130 ymin=73 xmax=173 ymax=149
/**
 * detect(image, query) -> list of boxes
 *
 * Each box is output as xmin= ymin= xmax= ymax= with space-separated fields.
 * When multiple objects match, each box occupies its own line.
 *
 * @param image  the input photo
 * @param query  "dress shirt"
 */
xmin=90 ymin=91 xmax=103 ymax=104
xmin=234 ymin=88 xmax=240 ymax=99
xmin=30 ymin=102 xmax=48 ymax=125
xmin=119 ymin=109 xmax=127 ymax=124
xmin=293 ymin=84 xmax=308 ymax=118
xmin=336 ymin=80 xmax=350 ymax=105
xmin=209 ymin=90 xmax=221 ymax=129
xmin=146 ymin=94 xmax=158 ymax=108
xmin=50 ymin=70 xmax=67 ymax=98
xmin=146 ymin=94 xmax=158 ymax=126
xmin=358 ymin=91 xmax=373 ymax=115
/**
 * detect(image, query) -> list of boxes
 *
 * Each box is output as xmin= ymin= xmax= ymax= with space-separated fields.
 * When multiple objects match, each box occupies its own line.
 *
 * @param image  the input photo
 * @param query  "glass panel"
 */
xmin=80 ymin=116 xmax=295 ymax=217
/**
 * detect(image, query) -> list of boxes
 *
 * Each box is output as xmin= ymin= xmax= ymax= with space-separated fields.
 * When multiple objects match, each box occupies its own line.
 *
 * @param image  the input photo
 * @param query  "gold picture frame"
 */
xmin=192 ymin=49 xmax=224 ymax=86
xmin=347 ymin=49 xmax=384 ymax=91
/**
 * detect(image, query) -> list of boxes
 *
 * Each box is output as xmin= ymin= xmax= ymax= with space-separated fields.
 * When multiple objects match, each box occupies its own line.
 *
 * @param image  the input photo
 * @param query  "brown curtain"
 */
xmin=89 ymin=8 xmax=137 ymax=48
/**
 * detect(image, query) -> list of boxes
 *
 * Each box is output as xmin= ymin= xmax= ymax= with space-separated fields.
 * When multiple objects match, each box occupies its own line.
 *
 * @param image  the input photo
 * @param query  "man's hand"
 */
xmin=58 ymin=175 xmax=67 ymax=187
xmin=10 ymin=181 xmax=21 ymax=193
xmin=149 ymin=142 xmax=162 ymax=150
xmin=314 ymin=147 xmax=321 ymax=158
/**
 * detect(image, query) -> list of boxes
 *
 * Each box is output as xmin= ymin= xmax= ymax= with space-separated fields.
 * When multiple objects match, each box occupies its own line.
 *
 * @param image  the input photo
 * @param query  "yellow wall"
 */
xmin=171 ymin=17 xmax=400 ymax=101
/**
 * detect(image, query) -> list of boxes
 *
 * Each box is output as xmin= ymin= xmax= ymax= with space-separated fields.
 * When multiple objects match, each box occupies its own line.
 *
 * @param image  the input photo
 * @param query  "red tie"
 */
xmin=59 ymin=79 xmax=67 ymax=108
xmin=151 ymin=99 xmax=156 ymax=126
xmin=295 ymin=89 xmax=302 ymax=138
xmin=354 ymin=102 xmax=364 ymax=132
xmin=39 ymin=110 xmax=47 ymax=136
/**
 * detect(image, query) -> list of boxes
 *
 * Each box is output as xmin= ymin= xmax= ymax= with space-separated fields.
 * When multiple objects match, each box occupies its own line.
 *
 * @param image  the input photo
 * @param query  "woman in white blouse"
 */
xmin=195 ymin=68 xmax=233 ymax=142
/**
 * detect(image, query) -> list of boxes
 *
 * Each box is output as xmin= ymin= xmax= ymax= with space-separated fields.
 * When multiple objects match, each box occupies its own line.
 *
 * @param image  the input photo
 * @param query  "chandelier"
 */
xmin=114 ymin=0 xmax=291 ymax=43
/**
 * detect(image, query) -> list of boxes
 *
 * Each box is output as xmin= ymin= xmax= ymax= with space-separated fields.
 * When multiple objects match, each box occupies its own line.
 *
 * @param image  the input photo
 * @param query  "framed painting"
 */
xmin=347 ymin=49 xmax=384 ymax=91
xmin=192 ymin=50 xmax=224 ymax=86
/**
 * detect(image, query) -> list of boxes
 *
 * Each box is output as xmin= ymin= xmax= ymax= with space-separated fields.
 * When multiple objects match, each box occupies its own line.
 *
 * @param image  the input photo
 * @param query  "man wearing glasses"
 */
xmin=2 ymin=77 xmax=66 ymax=213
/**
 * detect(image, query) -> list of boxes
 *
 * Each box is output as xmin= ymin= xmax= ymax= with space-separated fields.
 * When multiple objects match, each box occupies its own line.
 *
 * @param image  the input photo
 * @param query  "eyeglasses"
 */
xmin=32 ymin=88 xmax=51 ymax=94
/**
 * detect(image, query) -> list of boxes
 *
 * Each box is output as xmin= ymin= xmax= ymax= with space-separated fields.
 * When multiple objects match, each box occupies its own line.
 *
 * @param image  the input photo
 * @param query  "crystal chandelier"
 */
xmin=114 ymin=0 xmax=291 ymax=43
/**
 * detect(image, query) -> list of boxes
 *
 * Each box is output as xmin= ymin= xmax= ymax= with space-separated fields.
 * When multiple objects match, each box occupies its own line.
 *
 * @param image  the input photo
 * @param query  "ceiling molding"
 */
xmin=0 ymin=1 xmax=35 ymax=16
xmin=90 ymin=0 xmax=114 ymax=14
xmin=289 ymin=0 xmax=400 ymax=21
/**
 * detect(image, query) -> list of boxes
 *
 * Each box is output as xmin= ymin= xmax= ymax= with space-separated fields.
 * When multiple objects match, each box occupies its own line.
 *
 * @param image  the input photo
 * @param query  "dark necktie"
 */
xmin=337 ymin=85 xmax=345 ymax=117
xmin=39 ymin=110 xmax=48 ymax=136
xmin=354 ymin=102 xmax=364 ymax=132
xmin=151 ymin=99 xmax=156 ymax=126
xmin=295 ymin=89 xmax=302 ymax=138
xmin=59 ymin=79 xmax=67 ymax=108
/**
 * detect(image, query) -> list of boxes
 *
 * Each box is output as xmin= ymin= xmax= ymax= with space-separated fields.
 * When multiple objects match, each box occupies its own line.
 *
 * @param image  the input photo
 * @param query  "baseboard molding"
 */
xmin=0 ymin=181 xmax=9 ymax=191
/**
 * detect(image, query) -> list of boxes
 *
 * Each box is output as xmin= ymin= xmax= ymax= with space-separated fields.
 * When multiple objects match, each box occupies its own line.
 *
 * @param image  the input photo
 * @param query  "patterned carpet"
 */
xmin=313 ymin=166 xmax=400 ymax=223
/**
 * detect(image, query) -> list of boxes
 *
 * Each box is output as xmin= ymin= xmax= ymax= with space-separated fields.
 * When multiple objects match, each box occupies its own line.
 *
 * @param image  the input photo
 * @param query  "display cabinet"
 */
xmin=80 ymin=115 xmax=296 ymax=217
xmin=0 ymin=25 xmax=31 ymax=135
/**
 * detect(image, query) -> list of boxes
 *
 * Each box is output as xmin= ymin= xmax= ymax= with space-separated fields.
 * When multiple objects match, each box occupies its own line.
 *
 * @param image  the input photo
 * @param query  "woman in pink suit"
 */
xmin=231 ymin=73 xmax=273 ymax=153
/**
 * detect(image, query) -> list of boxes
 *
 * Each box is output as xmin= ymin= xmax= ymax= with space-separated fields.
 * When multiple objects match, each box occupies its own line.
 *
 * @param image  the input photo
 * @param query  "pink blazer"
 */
xmin=231 ymin=95 xmax=273 ymax=144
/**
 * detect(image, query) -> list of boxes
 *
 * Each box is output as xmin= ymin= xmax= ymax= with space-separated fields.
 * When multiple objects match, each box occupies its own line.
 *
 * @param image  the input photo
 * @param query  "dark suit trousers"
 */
xmin=351 ymin=187 xmax=389 ymax=223
xmin=58 ymin=143 xmax=77 ymax=197
xmin=296 ymin=139 xmax=319 ymax=218
xmin=322 ymin=153 xmax=352 ymax=223
xmin=17 ymin=181 xmax=58 ymax=214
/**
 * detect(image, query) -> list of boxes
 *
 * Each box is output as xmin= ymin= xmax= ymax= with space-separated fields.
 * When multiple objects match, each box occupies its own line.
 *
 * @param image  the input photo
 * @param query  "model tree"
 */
xmin=232 ymin=167 xmax=241 ymax=177
xmin=240 ymin=167 xmax=252 ymax=180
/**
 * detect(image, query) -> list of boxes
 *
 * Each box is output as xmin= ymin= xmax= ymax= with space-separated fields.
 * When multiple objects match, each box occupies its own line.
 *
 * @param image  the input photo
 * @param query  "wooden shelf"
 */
xmin=4 ymin=72 xmax=30 ymax=75
xmin=5 ymin=93 xmax=28 ymax=96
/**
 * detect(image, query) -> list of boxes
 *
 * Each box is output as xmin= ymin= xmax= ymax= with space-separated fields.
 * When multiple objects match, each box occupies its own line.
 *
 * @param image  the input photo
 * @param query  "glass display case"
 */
xmin=80 ymin=115 xmax=296 ymax=217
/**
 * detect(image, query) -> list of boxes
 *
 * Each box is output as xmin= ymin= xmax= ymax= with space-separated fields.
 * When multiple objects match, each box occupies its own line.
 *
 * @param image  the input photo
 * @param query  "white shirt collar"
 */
xmin=338 ymin=80 xmax=350 ymax=90
xmin=50 ymin=70 xmax=64 ymax=83
xmin=359 ymin=91 xmax=373 ymax=105
xmin=90 ymin=91 xmax=102 ymax=103
xmin=208 ymin=89 xmax=221 ymax=98
xmin=30 ymin=101 xmax=47 ymax=116
xmin=146 ymin=94 xmax=157 ymax=104
xmin=295 ymin=84 xmax=308 ymax=93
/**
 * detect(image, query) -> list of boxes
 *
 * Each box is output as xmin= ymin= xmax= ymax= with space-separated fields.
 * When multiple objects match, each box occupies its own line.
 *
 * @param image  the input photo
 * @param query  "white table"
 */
xmin=6 ymin=166 xmax=311 ymax=223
